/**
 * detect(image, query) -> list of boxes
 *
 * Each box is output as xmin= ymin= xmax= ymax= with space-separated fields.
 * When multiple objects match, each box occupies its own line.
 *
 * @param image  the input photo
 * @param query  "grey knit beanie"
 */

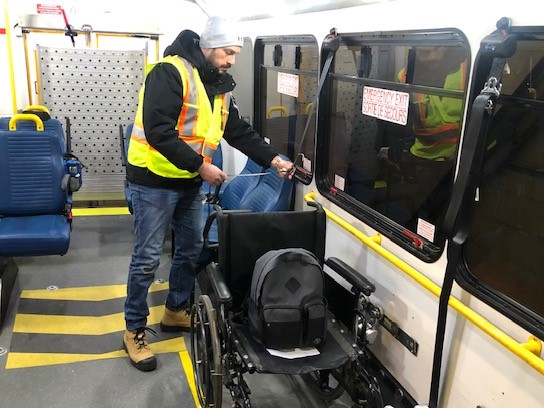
xmin=200 ymin=16 xmax=244 ymax=48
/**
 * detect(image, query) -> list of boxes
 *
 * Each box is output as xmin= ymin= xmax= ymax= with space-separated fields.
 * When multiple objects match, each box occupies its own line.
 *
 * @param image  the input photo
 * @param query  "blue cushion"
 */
xmin=0 ymin=215 xmax=70 ymax=256
xmin=238 ymin=156 xmax=293 ymax=212
xmin=219 ymin=158 xmax=264 ymax=210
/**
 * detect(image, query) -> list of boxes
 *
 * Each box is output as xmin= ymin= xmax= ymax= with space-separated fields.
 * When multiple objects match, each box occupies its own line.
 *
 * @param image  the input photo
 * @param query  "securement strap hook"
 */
xmin=481 ymin=76 xmax=502 ymax=97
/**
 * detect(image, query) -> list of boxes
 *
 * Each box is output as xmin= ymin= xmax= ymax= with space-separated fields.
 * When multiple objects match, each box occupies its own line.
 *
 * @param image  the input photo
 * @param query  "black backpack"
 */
xmin=248 ymin=248 xmax=327 ymax=350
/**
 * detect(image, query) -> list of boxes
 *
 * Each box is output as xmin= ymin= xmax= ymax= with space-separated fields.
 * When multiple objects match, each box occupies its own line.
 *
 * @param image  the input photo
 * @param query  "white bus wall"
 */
xmin=236 ymin=2 xmax=544 ymax=407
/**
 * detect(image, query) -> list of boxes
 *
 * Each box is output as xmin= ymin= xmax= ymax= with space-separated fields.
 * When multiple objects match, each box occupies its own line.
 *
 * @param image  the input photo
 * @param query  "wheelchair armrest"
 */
xmin=206 ymin=262 xmax=233 ymax=306
xmin=325 ymin=257 xmax=375 ymax=296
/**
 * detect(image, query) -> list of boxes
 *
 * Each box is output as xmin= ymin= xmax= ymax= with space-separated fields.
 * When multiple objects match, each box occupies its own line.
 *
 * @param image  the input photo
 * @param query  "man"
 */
xmin=123 ymin=16 xmax=294 ymax=372
xmin=405 ymin=46 xmax=466 ymax=162
xmin=406 ymin=46 xmax=467 ymax=225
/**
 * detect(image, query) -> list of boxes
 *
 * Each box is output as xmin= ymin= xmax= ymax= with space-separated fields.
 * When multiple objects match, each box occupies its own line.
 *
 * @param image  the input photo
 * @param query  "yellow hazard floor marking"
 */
xmin=179 ymin=350 xmax=200 ymax=407
xmin=13 ymin=304 xmax=167 ymax=335
xmin=72 ymin=207 xmax=131 ymax=216
xmin=20 ymin=281 xmax=168 ymax=301
xmin=6 ymin=337 xmax=187 ymax=369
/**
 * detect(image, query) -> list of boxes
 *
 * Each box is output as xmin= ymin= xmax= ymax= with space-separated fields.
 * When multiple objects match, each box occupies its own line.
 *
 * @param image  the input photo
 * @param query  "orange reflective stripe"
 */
xmin=221 ymin=94 xmax=229 ymax=130
xmin=176 ymin=59 xmax=199 ymax=138
xmin=130 ymin=135 xmax=148 ymax=145
xmin=128 ymin=55 xmax=225 ymax=179
xmin=417 ymin=94 xmax=427 ymax=127
xmin=415 ymin=123 xmax=458 ymax=136
xmin=183 ymin=139 xmax=203 ymax=155
xmin=202 ymin=144 xmax=217 ymax=158
xmin=182 ymin=136 xmax=201 ymax=143
xmin=178 ymin=61 xmax=192 ymax=135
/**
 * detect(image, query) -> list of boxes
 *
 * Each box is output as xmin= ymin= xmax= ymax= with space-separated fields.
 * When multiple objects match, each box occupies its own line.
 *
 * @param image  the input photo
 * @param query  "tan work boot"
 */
xmin=123 ymin=328 xmax=157 ymax=371
xmin=160 ymin=307 xmax=191 ymax=332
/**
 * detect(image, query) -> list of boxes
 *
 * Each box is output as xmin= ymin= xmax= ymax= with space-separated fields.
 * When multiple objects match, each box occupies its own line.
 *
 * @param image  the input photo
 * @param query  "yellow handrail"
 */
xmin=267 ymin=106 xmax=288 ymax=118
xmin=23 ymin=105 xmax=50 ymax=113
xmin=304 ymin=191 xmax=544 ymax=375
xmin=9 ymin=114 xmax=44 ymax=131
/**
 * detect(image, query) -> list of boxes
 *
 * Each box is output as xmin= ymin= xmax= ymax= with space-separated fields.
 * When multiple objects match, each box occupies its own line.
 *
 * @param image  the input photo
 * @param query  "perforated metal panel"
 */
xmin=37 ymin=46 xmax=145 ymax=198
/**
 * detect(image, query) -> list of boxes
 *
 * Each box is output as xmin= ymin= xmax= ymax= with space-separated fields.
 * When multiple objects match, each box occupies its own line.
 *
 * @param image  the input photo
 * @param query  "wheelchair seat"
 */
xmin=192 ymin=202 xmax=382 ymax=408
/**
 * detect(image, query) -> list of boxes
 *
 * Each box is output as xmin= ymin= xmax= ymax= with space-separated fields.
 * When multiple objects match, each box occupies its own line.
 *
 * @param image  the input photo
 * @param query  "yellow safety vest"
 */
xmin=399 ymin=61 xmax=467 ymax=160
xmin=128 ymin=55 xmax=230 ymax=178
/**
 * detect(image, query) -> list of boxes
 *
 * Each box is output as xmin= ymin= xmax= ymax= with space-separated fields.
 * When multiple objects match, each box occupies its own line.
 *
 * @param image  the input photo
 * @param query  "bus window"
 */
xmin=318 ymin=31 xmax=469 ymax=260
xmin=254 ymin=36 xmax=318 ymax=183
xmin=463 ymin=38 xmax=544 ymax=327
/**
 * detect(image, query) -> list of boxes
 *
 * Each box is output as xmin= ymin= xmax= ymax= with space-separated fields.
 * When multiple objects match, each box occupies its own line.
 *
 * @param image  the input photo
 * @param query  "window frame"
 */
xmin=254 ymin=35 xmax=319 ymax=185
xmin=315 ymin=29 xmax=470 ymax=262
xmin=455 ymin=26 xmax=544 ymax=339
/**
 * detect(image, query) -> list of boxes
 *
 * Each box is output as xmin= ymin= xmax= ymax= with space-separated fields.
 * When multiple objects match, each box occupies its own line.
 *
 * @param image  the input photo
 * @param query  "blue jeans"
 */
xmin=124 ymin=182 xmax=204 ymax=331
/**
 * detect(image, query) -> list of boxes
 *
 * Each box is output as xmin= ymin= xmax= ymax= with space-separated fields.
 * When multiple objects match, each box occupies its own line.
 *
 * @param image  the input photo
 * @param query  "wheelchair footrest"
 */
xmin=231 ymin=312 xmax=361 ymax=375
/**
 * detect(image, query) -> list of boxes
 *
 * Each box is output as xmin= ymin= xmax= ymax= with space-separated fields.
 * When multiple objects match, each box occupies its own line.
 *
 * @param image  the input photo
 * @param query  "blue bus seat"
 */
xmin=0 ymin=114 xmax=75 ymax=256
xmin=0 ymin=106 xmax=67 ymax=154
xmin=219 ymin=158 xmax=264 ymax=210
xmin=198 ymin=155 xmax=293 ymax=266
xmin=237 ymin=157 xmax=294 ymax=212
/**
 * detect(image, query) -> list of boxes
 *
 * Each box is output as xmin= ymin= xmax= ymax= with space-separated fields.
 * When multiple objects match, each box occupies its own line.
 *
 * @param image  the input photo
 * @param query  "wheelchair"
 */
xmin=190 ymin=201 xmax=385 ymax=408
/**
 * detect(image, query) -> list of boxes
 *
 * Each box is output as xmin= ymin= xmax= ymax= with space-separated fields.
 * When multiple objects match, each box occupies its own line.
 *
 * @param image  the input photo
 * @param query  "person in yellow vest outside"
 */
xmin=123 ymin=16 xmax=294 ymax=372
xmin=400 ymin=46 xmax=467 ymax=161
xmin=394 ymin=46 xmax=467 ymax=230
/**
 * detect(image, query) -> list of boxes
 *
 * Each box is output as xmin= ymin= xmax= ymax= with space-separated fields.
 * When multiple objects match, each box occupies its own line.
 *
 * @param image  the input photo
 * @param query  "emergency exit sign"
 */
xmin=362 ymin=86 xmax=409 ymax=126
xmin=37 ymin=4 xmax=63 ymax=14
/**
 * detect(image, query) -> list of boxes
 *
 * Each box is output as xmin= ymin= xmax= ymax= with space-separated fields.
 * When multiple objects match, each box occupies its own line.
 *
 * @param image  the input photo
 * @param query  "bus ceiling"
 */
xmin=190 ymin=0 xmax=387 ymax=20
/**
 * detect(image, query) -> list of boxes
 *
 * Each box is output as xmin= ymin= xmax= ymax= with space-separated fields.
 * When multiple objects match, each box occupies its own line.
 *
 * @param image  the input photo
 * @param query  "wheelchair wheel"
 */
xmin=190 ymin=295 xmax=223 ymax=407
xmin=302 ymin=370 xmax=345 ymax=401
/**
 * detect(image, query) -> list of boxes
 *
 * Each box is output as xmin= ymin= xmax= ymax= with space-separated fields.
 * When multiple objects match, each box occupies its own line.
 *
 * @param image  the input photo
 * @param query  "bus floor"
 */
xmin=0 ymin=215 xmax=352 ymax=408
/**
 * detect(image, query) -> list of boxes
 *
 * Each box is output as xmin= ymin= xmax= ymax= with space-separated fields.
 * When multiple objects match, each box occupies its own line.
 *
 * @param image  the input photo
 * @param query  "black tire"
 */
xmin=302 ymin=370 xmax=345 ymax=401
xmin=190 ymin=295 xmax=223 ymax=407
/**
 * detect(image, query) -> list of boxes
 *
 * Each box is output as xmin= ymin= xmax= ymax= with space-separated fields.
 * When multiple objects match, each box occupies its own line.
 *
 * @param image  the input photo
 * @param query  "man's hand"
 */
xmin=198 ymin=162 xmax=227 ymax=186
xmin=271 ymin=155 xmax=295 ymax=180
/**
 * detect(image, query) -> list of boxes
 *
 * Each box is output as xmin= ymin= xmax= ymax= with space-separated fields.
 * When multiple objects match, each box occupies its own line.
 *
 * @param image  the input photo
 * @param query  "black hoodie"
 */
xmin=127 ymin=30 xmax=277 ymax=189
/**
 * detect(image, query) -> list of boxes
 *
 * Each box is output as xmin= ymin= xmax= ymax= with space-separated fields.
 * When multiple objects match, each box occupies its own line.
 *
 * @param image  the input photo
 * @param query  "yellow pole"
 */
xmin=34 ymin=49 xmax=42 ymax=105
xmin=23 ymin=32 xmax=32 ymax=106
xmin=4 ymin=0 xmax=18 ymax=113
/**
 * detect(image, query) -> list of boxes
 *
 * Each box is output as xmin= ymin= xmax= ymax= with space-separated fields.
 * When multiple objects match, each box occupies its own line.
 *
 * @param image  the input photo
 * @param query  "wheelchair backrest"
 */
xmin=216 ymin=203 xmax=326 ymax=307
